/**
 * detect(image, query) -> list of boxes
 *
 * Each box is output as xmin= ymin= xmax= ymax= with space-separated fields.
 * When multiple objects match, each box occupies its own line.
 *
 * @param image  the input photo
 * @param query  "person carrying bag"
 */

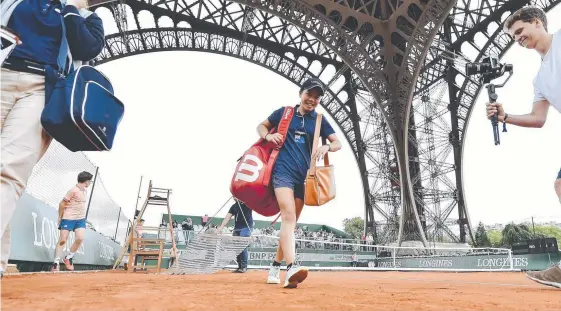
xmin=230 ymin=106 xmax=294 ymax=217
xmin=254 ymin=78 xmax=342 ymax=289
xmin=0 ymin=0 xmax=106 ymax=277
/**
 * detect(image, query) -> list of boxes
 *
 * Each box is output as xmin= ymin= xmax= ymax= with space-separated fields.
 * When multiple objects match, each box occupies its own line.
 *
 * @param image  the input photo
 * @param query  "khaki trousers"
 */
xmin=1 ymin=68 xmax=52 ymax=271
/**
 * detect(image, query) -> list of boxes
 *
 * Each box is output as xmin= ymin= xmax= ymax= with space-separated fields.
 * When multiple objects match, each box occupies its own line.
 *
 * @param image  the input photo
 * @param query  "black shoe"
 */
xmin=238 ymin=268 xmax=248 ymax=273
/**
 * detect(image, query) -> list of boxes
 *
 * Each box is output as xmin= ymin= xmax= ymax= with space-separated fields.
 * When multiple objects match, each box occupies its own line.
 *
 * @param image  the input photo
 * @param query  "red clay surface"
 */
xmin=1 ymin=270 xmax=559 ymax=311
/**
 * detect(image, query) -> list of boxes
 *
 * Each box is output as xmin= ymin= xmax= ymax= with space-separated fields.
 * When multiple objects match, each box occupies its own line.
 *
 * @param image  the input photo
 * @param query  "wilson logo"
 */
xmin=234 ymin=154 xmax=264 ymax=183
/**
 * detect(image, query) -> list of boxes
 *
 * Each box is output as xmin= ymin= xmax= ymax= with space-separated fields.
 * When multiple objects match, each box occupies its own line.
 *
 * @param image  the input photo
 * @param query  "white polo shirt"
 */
xmin=533 ymin=29 xmax=561 ymax=113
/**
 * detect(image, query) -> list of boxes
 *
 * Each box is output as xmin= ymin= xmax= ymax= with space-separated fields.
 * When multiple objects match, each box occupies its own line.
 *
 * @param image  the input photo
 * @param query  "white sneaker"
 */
xmin=283 ymin=266 xmax=308 ymax=289
xmin=267 ymin=265 xmax=281 ymax=284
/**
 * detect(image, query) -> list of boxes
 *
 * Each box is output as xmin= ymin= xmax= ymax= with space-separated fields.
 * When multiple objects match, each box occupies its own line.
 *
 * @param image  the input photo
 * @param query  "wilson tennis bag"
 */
xmin=230 ymin=106 xmax=294 ymax=217
xmin=41 ymin=14 xmax=124 ymax=152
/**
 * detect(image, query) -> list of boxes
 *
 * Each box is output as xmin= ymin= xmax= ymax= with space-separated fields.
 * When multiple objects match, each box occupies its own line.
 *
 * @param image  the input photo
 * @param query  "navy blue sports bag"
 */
xmin=41 ymin=14 xmax=124 ymax=152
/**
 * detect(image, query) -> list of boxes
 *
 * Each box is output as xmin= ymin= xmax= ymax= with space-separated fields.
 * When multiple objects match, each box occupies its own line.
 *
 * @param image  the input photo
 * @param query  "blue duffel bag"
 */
xmin=42 ymin=65 xmax=124 ymax=152
xmin=41 ymin=14 xmax=124 ymax=152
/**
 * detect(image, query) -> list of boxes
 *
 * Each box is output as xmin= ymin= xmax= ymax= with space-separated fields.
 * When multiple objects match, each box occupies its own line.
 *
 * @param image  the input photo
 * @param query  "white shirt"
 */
xmin=533 ymin=29 xmax=561 ymax=113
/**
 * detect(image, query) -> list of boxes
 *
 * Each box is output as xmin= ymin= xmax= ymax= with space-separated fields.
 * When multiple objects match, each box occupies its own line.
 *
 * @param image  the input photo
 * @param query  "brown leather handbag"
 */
xmin=304 ymin=113 xmax=336 ymax=206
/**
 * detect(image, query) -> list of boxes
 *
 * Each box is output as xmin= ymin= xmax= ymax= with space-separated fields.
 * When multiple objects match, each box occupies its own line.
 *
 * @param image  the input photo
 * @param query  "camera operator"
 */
xmin=486 ymin=6 xmax=560 ymax=289
xmin=0 ymin=0 xmax=104 ymax=277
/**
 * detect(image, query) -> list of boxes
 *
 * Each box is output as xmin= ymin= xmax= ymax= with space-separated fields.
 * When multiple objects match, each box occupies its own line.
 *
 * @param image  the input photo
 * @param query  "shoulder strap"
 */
xmin=57 ymin=14 xmax=71 ymax=75
xmin=262 ymin=106 xmax=295 ymax=186
xmin=276 ymin=106 xmax=294 ymax=138
xmin=309 ymin=113 xmax=329 ymax=176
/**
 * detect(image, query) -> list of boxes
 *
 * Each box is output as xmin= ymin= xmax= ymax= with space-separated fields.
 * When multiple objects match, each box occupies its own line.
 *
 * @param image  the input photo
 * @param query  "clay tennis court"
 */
xmin=1 ymin=270 xmax=558 ymax=311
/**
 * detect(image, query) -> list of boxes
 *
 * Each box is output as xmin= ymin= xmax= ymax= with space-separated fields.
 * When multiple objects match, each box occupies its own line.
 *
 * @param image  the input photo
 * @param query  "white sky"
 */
xmin=86 ymin=6 xmax=561 ymax=231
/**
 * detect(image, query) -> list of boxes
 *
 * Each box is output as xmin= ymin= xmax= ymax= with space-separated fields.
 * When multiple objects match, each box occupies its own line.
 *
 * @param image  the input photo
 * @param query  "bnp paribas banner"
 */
xmin=248 ymin=249 xmax=376 ymax=262
xmin=9 ymin=193 xmax=122 ymax=266
xmin=242 ymin=249 xmax=377 ymax=268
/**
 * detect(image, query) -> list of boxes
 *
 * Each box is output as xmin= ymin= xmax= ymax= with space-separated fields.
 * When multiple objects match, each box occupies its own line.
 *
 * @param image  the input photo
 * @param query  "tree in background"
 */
xmin=501 ymin=223 xmax=533 ymax=247
xmin=474 ymin=222 xmax=491 ymax=247
xmin=533 ymin=225 xmax=561 ymax=241
xmin=486 ymin=225 xmax=560 ymax=248
xmin=487 ymin=230 xmax=503 ymax=247
xmin=342 ymin=217 xmax=364 ymax=240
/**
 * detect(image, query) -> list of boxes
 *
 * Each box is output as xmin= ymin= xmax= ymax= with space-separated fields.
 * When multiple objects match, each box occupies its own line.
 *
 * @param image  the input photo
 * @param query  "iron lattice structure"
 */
xmin=89 ymin=0 xmax=559 ymax=246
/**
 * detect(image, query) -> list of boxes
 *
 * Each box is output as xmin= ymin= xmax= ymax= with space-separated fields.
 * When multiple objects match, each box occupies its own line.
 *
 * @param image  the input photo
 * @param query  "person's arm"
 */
xmin=57 ymin=201 xmax=65 ymax=222
xmin=58 ymin=189 xmax=75 ymax=222
xmin=313 ymin=118 xmax=342 ymax=160
xmin=257 ymin=107 xmax=284 ymax=145
xmin=487 ymin=100 xmax=549 ymax=128
xmin=257 ymin=119 xmax=274 ymax=140
xmin=325 ymin=134 xmax=342 ymax=152
xmin=217 ymin=213 xmax=233 ymax=232
xmin=502 ymin=100 xmax=550 ymax=128
xmin=62 ymin=2 xmax=105 ymax=61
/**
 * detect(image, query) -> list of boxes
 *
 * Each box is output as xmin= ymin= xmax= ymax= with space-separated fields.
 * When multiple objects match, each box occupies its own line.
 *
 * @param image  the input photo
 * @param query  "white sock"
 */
xmin=54 ymin=257 xmax=60 ymax=264
xmin=66 ymin=252 xmax=75 ymax=259
xmin=558 ymin=261 xmax=561 ymax=268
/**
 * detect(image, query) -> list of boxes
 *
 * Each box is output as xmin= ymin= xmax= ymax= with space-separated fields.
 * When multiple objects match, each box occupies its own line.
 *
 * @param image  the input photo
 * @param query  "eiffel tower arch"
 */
xmin=88 ymin=0 xmax=560 ymax=246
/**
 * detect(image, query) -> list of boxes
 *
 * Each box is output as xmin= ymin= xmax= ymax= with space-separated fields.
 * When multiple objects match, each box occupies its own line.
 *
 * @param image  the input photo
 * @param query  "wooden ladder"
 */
xmin=112 ymin=180 xmax=176 ymax=273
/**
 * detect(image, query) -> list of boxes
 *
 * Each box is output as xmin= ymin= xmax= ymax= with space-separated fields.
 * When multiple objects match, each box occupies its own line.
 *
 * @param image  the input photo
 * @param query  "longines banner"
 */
xmin=370 ymin=253 xmax=560 ymax=270
xmin=9 ymin=193 xmax=122 ymax=266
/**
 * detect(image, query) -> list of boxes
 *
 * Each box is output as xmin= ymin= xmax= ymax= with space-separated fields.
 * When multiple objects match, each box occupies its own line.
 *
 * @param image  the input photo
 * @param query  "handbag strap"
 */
xmin=56 ymin=13 xmax=71 ymax=76
xmin=309 ymin=113 xmax=329 ymax=176
xmin=262 ymin=106 xmax=295 ymax=185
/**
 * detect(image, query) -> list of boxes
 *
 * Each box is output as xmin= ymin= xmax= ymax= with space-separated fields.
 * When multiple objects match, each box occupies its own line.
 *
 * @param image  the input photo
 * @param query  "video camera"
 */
xmin=466 ymin=56 xmax=513 ymax=84
xmin=465 ymin=56 xmax=513 ymax=145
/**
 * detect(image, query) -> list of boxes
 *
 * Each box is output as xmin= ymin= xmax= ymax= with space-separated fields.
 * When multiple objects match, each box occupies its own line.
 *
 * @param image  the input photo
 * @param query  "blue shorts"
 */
xmin=557 ymin=168 xmax=561 ymax=179
xmin=58 ymin=218 xmax=86 ymax=231
xmin=272 ymin=174 xmax=305 ymax=200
